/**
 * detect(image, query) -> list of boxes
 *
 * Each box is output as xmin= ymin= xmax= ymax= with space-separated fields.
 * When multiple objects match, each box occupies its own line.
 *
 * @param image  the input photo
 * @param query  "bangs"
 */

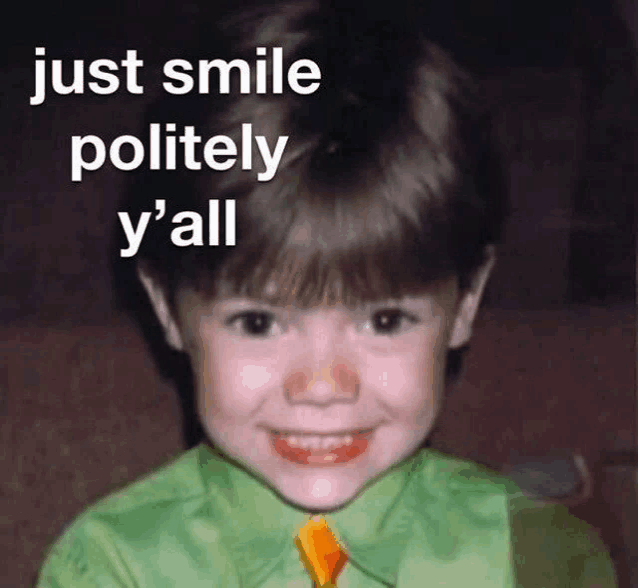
xmin=179 ymin=170 xmax=465 ymax=310
xmin=218 ymin=236 xmax=458 ymax=310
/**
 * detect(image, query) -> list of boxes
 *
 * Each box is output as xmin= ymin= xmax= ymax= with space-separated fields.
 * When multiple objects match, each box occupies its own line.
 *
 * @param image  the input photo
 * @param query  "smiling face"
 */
xmin=139 ymin=255 xmax=493 ymax=512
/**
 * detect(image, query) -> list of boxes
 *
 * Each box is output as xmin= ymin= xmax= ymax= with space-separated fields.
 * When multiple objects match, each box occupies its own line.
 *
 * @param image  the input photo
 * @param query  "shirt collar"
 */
xmin=196 ymin=443 xmax=307 ymax=587
xmin=196 ymin=443 xmax=517 ymax=588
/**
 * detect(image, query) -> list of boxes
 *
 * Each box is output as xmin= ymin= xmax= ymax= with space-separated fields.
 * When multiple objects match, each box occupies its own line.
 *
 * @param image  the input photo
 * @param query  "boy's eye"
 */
xmin=225 ymin=311 xmax=282 ymax=337
xmin=365 ymin=309 xmax=417 ymax=335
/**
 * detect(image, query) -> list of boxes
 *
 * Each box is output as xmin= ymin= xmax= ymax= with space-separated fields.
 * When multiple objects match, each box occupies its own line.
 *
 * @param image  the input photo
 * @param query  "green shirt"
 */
xmin=37 ymin=444 xmax=617 ymax=587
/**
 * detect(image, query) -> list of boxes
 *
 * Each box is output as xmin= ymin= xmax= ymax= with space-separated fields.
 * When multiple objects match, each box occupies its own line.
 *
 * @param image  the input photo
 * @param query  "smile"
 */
xmin=270 ymin=430 xmax=373 ymax=465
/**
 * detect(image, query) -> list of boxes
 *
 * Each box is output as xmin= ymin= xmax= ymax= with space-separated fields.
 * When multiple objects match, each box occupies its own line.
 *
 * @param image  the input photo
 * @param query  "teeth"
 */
xmin=299 ymin=437 xmax=313 ymax=449
xmin=276 ymin=432 xmax=359 ymax=452
xmin=306 ymin=436 xmax=322 ymax=450
xmin=321 ymin=436 xmax=338 ymax=449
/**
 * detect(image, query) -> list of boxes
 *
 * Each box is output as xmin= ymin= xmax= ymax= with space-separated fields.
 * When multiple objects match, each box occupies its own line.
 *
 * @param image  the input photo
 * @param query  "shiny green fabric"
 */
xmin=38 ymin=444 xmax=617 ymax=587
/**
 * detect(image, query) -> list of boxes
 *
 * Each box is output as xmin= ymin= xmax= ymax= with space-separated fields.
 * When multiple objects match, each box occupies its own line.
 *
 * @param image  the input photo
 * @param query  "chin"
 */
xmin=272 ymin=467 xmax=367 ymax=512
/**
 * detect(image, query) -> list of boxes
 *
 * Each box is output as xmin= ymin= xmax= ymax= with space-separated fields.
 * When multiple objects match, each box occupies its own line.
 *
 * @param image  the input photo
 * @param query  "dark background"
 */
xmin=2 ymin=1 xmax=636 ymax=586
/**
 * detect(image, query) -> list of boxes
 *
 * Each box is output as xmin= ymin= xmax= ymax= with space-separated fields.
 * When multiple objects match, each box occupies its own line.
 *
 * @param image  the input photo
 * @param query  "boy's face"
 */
xmin=141 ymin=260 xmax=492 ymax=512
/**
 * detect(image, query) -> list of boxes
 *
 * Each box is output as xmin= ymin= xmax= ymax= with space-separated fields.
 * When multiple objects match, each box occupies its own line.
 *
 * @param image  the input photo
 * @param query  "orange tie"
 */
xmin=295 ymin=516 xmax=348 ymax=588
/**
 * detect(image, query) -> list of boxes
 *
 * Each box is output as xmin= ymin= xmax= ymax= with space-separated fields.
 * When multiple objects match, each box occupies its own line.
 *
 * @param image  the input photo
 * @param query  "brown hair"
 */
xmin=117 ymin=0 xmax=506 ymax=316
xmin=112 ymin=0 xmax=507 ymax=446
xmin=115 ymin=0 xmax=506 ymax=349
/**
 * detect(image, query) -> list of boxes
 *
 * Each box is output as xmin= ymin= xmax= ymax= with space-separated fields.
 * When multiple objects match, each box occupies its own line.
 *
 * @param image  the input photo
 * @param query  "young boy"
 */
xmin=38 ymin=1 xmax=617 ymax=586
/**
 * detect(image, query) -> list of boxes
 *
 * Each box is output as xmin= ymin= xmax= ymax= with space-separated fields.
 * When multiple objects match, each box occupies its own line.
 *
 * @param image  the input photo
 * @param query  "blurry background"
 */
xmin=1 ymin=1 xmax=636 ymax=586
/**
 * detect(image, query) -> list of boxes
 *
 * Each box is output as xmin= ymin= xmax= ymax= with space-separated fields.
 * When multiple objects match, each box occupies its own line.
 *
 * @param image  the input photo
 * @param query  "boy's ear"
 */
xmin=137 ymin=267 xmax=185 ymax=351
xmin=448 ymin=246 xmax=496 ymax=349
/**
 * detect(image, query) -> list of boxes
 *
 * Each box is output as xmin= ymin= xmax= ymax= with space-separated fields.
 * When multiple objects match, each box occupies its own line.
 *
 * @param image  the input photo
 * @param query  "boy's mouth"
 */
xmin=270 ymin=430 xmax=373 ymax=465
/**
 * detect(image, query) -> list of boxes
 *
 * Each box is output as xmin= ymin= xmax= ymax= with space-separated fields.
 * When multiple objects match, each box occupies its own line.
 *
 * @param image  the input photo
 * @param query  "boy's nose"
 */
xmin=284 ymin=361 xmax=360 ymax=405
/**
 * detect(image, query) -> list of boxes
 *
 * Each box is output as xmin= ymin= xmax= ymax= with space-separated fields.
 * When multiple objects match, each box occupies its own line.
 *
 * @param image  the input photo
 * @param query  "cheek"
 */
xmin=239 ymin=364 xmax=273 ymax=391
xmin=365 ymin=332 xmax=446 ymax=412
xmin=194 ymin=339 xmax=281 ymax=414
